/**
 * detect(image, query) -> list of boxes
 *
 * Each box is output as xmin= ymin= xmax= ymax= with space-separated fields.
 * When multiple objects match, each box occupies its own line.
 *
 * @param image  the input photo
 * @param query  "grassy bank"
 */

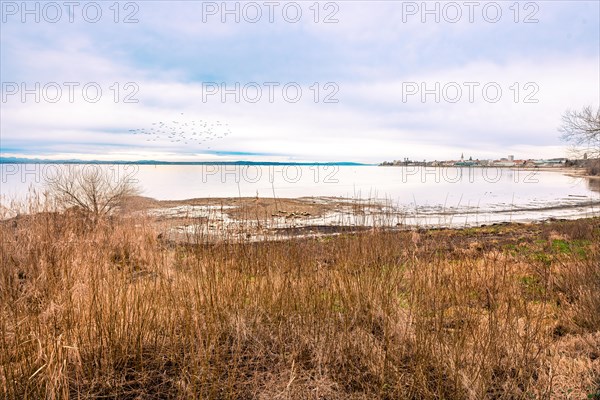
xmin=1 ymin=209 xmax=599 ymax=399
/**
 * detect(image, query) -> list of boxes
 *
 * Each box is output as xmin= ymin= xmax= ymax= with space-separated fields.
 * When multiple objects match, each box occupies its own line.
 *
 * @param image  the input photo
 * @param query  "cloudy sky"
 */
xmin=1 ymin=1 xmax=599 ymax=163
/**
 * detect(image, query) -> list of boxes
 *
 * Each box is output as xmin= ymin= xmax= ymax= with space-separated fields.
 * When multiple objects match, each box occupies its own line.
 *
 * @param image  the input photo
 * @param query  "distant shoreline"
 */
xmin=0 ymin=158 xmax=591 ymax=173
xmin=0 ymin=158 xmax=371 ymax=166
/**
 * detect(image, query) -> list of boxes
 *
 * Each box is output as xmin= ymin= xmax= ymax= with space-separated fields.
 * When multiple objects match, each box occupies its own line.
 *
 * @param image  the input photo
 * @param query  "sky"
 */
xmin=0 ymin=0 xmax=599 ymax=163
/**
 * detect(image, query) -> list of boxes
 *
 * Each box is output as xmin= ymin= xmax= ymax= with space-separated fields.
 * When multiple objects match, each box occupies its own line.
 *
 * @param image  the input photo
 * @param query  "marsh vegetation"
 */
xmin=1 ymin=191 xmax=599 ymax=399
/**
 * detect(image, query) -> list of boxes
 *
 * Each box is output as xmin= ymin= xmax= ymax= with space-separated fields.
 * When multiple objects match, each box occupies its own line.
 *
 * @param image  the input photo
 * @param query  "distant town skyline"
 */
xmin=380 ymin=153 xmax=572 ymax=168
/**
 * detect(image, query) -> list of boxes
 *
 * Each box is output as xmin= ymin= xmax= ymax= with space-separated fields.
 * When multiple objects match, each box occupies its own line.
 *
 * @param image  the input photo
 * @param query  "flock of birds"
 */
xmin=129 ymin=114 xmax=232 ymax=149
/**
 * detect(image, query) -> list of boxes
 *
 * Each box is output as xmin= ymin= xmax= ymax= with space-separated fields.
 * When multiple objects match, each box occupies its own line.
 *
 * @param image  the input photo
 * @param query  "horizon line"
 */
xmin=0 ymin=156 xmax=373 ymax=166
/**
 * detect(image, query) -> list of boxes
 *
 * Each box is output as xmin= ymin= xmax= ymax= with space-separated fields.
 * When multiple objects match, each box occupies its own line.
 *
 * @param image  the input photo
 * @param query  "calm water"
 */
xmin=2 ymin=164 xmax=599 ymax=225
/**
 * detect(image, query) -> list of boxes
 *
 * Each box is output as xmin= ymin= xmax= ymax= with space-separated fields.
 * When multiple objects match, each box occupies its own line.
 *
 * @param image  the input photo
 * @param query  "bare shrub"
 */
xmin=588 ymin=159 xmax=600 ymax=176
xmin=45 ymin=164 xmax=139 ymax=221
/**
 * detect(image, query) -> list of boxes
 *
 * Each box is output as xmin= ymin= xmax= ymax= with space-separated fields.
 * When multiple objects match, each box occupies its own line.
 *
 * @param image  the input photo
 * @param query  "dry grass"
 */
xmin=1 ymin=201 xmax=599 ymax=399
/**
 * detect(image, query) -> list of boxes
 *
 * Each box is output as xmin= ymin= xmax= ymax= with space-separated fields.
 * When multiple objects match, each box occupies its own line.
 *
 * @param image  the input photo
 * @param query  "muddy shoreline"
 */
xmin=119 ymin=194 xmax=600 ymax=243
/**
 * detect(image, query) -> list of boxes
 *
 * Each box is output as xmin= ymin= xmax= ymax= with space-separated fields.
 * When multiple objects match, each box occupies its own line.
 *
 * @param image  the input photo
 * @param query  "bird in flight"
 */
xmin=128 ymin=115 xmax=233 ymax=150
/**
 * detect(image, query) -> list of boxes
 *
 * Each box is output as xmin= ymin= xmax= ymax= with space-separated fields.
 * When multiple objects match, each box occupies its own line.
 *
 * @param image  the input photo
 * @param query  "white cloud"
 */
xmin=1 ymin=2 xmax=598 ymax=162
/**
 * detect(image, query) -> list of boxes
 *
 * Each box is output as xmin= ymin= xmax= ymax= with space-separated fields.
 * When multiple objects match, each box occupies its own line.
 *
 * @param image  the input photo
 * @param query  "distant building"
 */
xmin=493 ymin=158 xmax=516 ymax=167
xmin=533 ymin=158 xmax=567 ymax=167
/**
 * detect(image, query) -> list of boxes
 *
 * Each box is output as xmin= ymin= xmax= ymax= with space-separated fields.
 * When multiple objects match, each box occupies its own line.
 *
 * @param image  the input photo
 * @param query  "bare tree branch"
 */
xmin=559 ymin=106 xmax=600 ymax=160
xmin=46 ymin=165 xmax=139 ymax=222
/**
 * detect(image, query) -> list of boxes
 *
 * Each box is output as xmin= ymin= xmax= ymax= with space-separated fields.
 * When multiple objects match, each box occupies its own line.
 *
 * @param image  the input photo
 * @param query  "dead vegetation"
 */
xmin=1 ymin=199 xmax=599 ymax=399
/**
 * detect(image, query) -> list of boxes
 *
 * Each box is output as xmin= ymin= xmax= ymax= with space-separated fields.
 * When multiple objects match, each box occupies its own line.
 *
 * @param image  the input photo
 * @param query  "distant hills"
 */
xmin=0 ymin=156 xmax=370 ymax=166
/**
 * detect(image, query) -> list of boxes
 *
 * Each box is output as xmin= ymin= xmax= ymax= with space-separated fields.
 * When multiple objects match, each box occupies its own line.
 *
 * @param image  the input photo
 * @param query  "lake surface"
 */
xmin=2 ymin=164 xmax=599 ymax=226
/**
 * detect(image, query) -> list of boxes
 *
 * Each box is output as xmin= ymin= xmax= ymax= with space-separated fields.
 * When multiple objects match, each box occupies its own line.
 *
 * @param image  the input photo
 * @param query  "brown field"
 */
xmin=1 ymin=202 xmax=599 ymax=399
